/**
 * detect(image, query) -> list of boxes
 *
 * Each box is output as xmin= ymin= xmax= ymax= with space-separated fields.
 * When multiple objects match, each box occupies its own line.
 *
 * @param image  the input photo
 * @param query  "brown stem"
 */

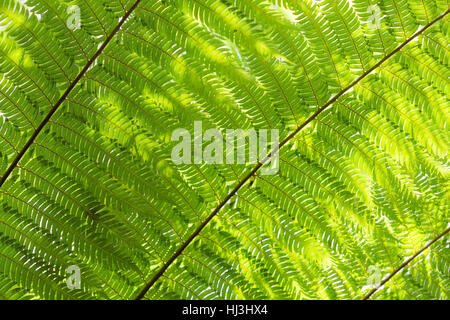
xmin=134 ymin=9 xmax=450 ymax=299
xmin=0 ymin=0 xmax=143 ymax=187
xmin=363 ymin=227 xmax=450 ymax=300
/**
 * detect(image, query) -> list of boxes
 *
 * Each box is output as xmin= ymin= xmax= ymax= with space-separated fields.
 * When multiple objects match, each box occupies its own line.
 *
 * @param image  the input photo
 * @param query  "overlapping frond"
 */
xmin=0 ymin=0 xmax=448 ymax=300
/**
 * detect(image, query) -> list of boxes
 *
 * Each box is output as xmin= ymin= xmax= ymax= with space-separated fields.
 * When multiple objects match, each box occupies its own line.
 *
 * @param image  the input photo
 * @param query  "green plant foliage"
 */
xmin=0 ymin=0 xmax=448 ymax=300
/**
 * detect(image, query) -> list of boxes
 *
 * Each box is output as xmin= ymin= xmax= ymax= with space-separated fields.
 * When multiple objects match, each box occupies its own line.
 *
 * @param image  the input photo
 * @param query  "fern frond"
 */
xmin=0 ymin=0 xmax=448 ymax=300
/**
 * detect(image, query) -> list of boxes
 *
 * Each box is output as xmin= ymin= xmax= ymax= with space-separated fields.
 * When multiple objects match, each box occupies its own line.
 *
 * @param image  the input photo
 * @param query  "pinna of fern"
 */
xmin=0 ymin=0 xmax=448 ymax=300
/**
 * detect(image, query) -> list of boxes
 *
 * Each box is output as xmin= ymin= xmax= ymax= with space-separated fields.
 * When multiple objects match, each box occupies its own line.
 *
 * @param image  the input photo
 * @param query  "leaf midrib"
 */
xmin=134 ymin=9 xmax=450 ymax=300
xmin=0 ymin=0 xmax=143 ymax=187
xmin=0 ymin=2 xmax=447 ymax=300
xmin=363 ymin=226 xmax=450 ymax=300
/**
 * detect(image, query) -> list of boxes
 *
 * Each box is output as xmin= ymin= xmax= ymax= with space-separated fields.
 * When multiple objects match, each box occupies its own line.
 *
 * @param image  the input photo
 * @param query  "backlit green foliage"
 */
xmin=0 ymin=0 xmax=448 ymax=300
